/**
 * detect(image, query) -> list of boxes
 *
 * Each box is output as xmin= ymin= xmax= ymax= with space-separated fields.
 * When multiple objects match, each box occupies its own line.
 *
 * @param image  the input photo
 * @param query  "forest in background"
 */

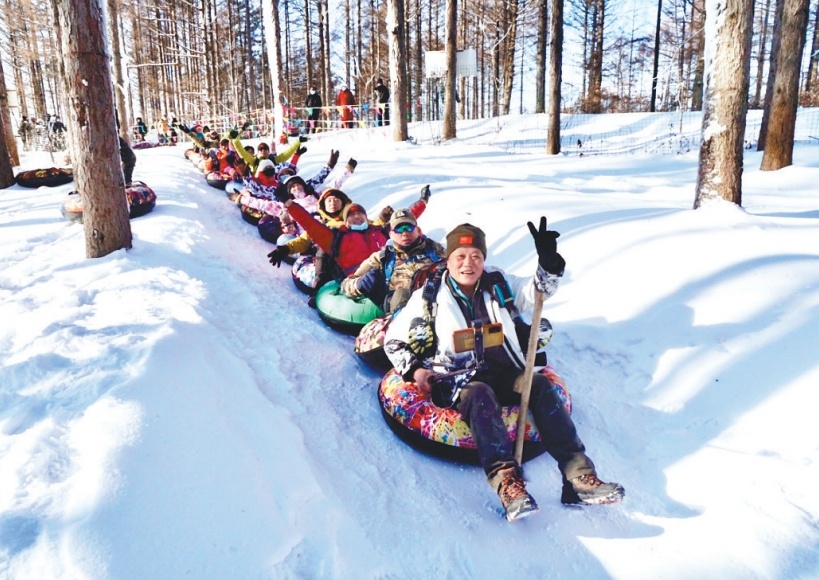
xmin=5 ymin=0 xmax=819 ymax=136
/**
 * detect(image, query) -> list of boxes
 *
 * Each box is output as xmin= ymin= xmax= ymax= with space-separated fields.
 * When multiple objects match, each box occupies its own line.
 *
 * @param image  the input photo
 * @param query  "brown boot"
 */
xmin=562 ymin=473 xmax=625 ymax=505
xmin=490 ymin=467 xmax=539 ymax=522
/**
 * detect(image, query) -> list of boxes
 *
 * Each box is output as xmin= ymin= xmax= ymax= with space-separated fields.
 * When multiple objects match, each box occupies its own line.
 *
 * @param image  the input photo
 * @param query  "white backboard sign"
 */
xmin=424 ymin=49 xmax=478 ymax=79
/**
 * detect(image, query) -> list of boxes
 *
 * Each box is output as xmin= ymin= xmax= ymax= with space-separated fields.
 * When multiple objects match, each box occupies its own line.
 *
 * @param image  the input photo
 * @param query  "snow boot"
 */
xmin=561 ymin=473 xmax=625 ymax=506
xmin=490 ymin=467 xmax=539 ymax=522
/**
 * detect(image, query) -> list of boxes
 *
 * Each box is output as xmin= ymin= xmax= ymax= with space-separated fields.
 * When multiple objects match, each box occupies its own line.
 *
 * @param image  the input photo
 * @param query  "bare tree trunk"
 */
xmin=760 ymin=0 xmax=810 ymax=170
xmin=263 ymin=0 xmax=287 ymax=138
xmin=414 ymin=0 xmax=423 ymax=122
xmin=107 ymin=0 xmax=129 ymax=140
xmin=587 ymin=0 xmax=604 ymax=113
xmin=52 ymin=0 xmax=132 ymax=257
xmin=0 ymin=55 xmax=21 ymax=169
xmin=754 ymin=0 xmax=773 ymax=106
xmin=694 ymin=0 xmax=753 ymax=209
xmin=535 ymin=0 xmax=548 ymax=113
xmin=319 ymin=0 xmax=332 ymax=104
xmin=24 ymin=13 xmax=48 ymax=118
xmin=690 ymin=0 xmax=705 ymax=110
xmin=650 ymin=0 xmax=662 ymax=112
xmin=500 ymin=0 xmax=519 ymax=115
xmin=759 ymin=0 xmax=785 ymax=150
xmin=248 ymin=0 xmax=257 ymax=108
xmin=806 ymin=0 xmax=819 ymax=92
xmin=546 ymin=0 xmax=563 ymax=154
xmin=0 ymin=103 xmax=15 ymax=185
xmin=387 ymin=0 xmax=408 ymax=141
xmin=305 ymin=0 xmax=313 ymax=90
xmin=442 ymin=0 xmax=457 ymax=138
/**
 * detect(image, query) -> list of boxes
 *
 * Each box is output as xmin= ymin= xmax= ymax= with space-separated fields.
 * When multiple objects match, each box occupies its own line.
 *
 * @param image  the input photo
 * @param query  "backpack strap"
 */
xmin=382 ymin=244 xmax=397 ymax=283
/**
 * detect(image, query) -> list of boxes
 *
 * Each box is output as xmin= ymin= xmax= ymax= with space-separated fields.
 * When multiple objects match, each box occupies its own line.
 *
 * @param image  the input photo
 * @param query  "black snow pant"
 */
xmin=455 ymin=370 xmax=595 ymax=482
xmin=119 ymin=137 xmax=137 ymax=184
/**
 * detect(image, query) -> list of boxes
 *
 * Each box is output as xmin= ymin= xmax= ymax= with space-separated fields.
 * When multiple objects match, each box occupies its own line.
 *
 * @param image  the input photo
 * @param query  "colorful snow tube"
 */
xmin=315 ymin=281 xmax=385 ymax=335
xmin=354 ymin=315 xmax=393 ymax=370
xmin=257 ymin=214 xmax=282 ymax=243
xmin=15 ymin=167 xmax=73 ymax=188
xmin=205 ymin=171 xmax=231 ymax=190
xmin=378 ymin=366 xmax=572 ymax=464
xmin=61 ymin=191 xmax=84 ymax=222
xmin=291 ymin=255 xmax=320 ymax=295
xmin=240 ymin=205 xmax=264 ymax=225
xmin=59 ymin=181 xmax=157 ymax=222
xmin=126 ymin=181 xmax=157 ymax=218
xmin=132 ymin=141 xmax=155 ymax=150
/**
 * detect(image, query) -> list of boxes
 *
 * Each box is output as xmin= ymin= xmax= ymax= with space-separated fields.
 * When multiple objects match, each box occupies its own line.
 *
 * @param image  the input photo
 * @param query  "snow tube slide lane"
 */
xmin=314 ymin=280 xmax=385 ymax=335
xmin=15 ymin=167 xmax=74 ymax=188
xmin=378 ymin=366 xmax=572 ymax=464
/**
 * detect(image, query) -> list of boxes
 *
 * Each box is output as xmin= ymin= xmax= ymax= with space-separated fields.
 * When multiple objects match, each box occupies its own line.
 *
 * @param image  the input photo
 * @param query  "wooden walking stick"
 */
xmin=514 ymin=288 xmax=545 ymax=466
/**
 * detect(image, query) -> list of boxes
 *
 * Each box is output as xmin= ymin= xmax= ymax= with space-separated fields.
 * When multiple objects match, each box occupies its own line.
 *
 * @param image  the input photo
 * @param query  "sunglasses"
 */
xmin=393 ymin=223 xmax=416 ymax=234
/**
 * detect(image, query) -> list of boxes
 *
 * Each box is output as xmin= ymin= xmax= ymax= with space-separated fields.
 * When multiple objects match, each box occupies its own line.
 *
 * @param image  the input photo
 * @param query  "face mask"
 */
xmin=310 ymin=90 xmax=316 ymax=95
xmin=349 ymin=222 xmax=368 ymax=231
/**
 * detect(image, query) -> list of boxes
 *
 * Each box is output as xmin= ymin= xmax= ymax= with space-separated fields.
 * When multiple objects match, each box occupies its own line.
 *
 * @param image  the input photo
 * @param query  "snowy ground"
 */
xmin=1 ymin=119 xmax=818 ymax=579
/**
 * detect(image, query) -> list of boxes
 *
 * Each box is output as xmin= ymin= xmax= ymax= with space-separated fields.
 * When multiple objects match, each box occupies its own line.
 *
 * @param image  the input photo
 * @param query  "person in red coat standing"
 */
xmin=336 ymin=84 xmax=357 ymax=129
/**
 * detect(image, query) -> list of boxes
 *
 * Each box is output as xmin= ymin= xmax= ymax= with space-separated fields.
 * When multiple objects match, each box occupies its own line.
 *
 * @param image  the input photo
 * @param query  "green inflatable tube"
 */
xmin=315 ymin=281 xmax=384 ymax=335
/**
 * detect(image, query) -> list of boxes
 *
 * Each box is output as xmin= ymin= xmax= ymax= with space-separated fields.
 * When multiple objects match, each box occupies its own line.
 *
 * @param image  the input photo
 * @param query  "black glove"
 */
xmin=527 ymin=216 xmax=566 ymax=275
xmin=296 ymin=146 xmax=307 ymax=155
xmin=267 ymin=246 xmax=290 ymax=268
xmin=420 ymin=184 xmax=431 ymax=202
xmin=178 ymin=123 xmax=189 ymax=132
xmin=241 ymin=121 xmax=251 ymax=130
xmin=378 ymin=205 xmax=393 ymax=223
xmin=347 ymin=158 xmax=357 ymax=170
xmin=299 ymin=135 xmax=308 ymax=142
xmin=328 ymin=149 xmax=339 ymax=168
xmin=229 ymin=129 xmax=238 ymax=139
xmin=273 ymin=183 xmax=294 ymax=203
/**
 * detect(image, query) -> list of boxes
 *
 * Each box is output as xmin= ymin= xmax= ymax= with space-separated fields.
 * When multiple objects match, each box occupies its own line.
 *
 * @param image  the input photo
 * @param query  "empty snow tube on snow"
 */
xmin=15 ymin=167 xmax=73 ymax=188
xmin=314 ymin=280 xmax=384 ymax=335
xmin=126 ymin=181 xmax=157 ymax=218
xmin=354 ymin=315 xmax=394 ymax=371
xmin=378 ymin=366 xmax=572 ymax=464
xmin=291 ymin=255 xmax=320 ymax=295
xmin=132 ymin=141 xmax=155 ymax=150
xmin=205 ymin=171 xmax=231 ymax=190
xmin=60 ymin=181 xmax=157 ymax=222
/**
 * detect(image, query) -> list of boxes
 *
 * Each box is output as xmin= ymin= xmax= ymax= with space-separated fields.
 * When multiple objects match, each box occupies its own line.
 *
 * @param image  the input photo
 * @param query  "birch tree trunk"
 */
xmin=693 ymin=0 xmax=753 ymax=209
xmin=52 ymin=0 xmax=132 ymax=257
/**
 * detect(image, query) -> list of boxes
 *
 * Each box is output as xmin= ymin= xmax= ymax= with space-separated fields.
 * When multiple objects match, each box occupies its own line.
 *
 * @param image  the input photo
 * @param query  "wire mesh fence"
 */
xmin=409 ymin=107 xmax=819 ymax=156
